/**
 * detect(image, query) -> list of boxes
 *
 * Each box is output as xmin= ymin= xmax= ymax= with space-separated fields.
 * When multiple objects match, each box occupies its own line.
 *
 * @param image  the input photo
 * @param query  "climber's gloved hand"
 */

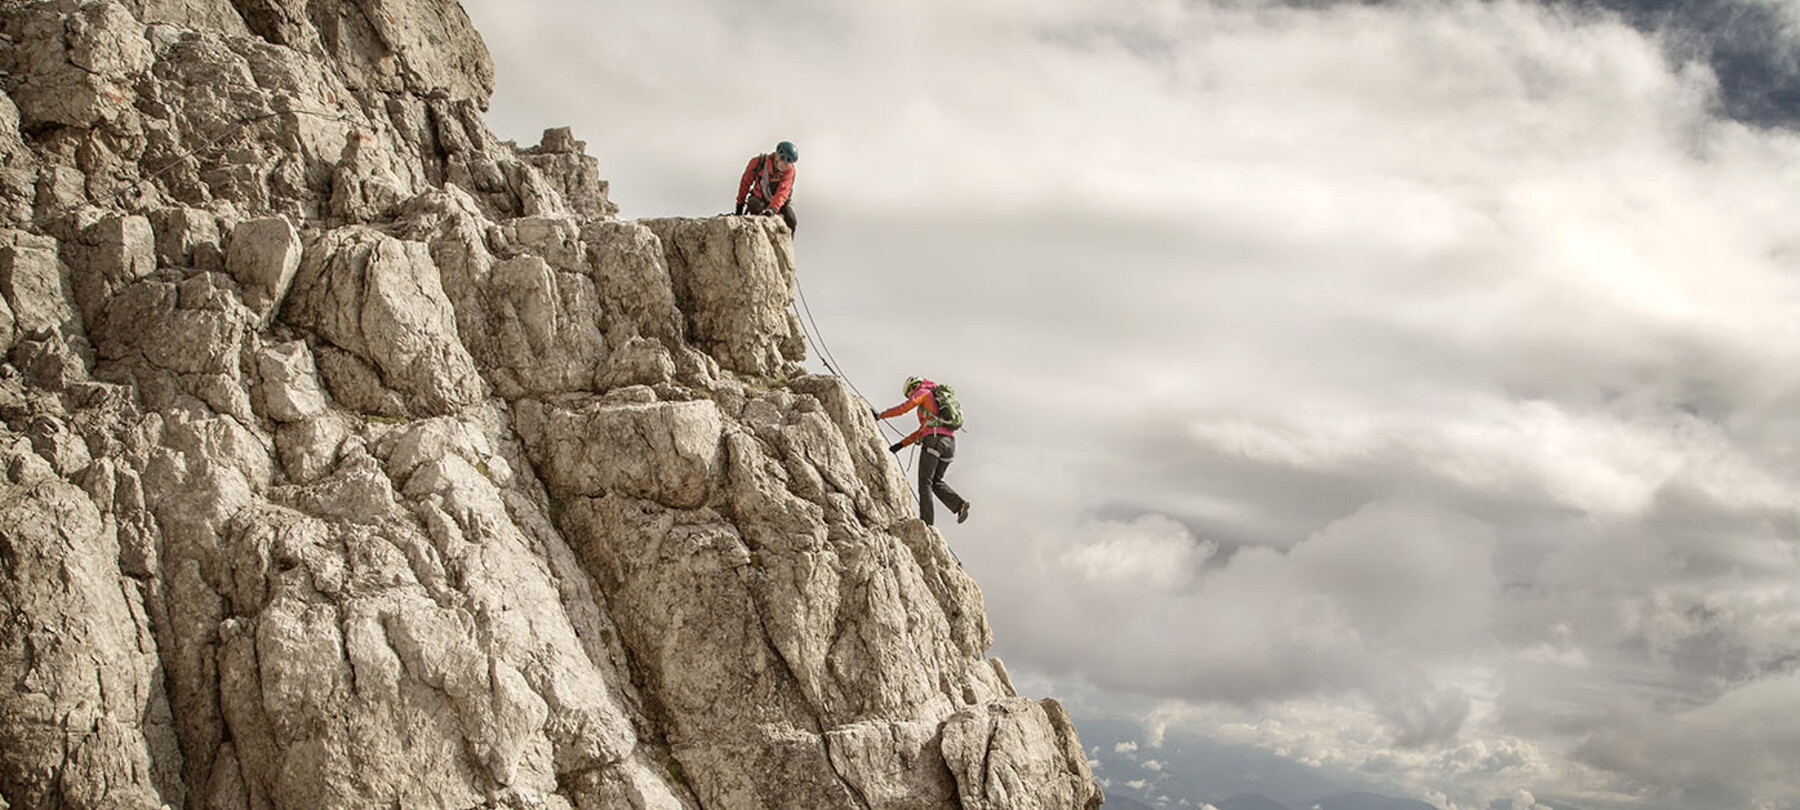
xmin=871 ymin=408 xmax=881 ymax=421
xmin=888 ymin=441 xmax=904 ymax=453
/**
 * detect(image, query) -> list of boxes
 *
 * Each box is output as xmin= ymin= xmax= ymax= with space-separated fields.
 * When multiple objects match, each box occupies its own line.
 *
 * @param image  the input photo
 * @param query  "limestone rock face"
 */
xmin=942 ymin=699 xmax=1102 ymax=810
xmin=1 ymin=1 xmax=153 ymax=129
xmin=284 ymin=227 xmax=485 ymax=416
xmin=0 ymin=3 xmax=1100 ymax=810
xmin=643 ymin=216 xmax=805 ymax=378
xmin=0 ymin=448 xmax=183 ymax=810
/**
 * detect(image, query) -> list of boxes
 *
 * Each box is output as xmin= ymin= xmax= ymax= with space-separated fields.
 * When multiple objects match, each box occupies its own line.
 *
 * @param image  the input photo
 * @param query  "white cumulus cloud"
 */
xmin=464 ymin=0 xmax=1800 ymax=807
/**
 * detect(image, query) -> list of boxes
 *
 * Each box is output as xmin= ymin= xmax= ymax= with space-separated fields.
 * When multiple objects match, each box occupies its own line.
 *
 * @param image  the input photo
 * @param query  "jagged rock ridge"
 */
xmin=0 ymin=1 xmax=1103 ymax=809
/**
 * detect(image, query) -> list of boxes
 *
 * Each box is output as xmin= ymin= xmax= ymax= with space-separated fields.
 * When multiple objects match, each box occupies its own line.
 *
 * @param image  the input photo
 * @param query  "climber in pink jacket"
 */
xmin=876 ymin=376 xmax=969 ymax=527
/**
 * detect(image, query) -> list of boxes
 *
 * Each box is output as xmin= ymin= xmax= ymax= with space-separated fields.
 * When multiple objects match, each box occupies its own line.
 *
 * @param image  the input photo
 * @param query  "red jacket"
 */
xmin=737 ymin=153 xmax=795 ymax=210
xmin=879 ymin=383 xmax=954 ymax=447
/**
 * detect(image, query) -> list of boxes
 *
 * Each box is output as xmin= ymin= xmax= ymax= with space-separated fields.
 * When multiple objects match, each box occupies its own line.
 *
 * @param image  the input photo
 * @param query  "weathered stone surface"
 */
xmin=489 ymin=255 xmax=561 ymax=354
xmin=312 ymin=0 xmax=495 ymax=103
xmin=517 ymin=398 xmax=723 ymax=508
xmin=941 ymin=699 xmax=1104 ymax=810
xmin=827 ymin=720 xmax=959 ymax=810
xmin=285 ymin=229 xmax=484 ymax=416
xmin=149 ymin=207 xmax=225 ymax=273
xmin=66 ymin=215 xmax=157 ymax=327
xmin=600 ymin=335 xmax=676 ymax=390
xmin=643 ymin=216 xmax=805 ymax=377
xmin=9 ymin=331 xmax=93 ymax=391
xmin=34 ymin=164 xmax=86 ymax=219
xmin=27 ymin=414 xmax=92 ymax=477
xmin=312 ymin=343 xmax=405 ymax=417
xmin=0 ymin=88 xmax=27 ymax=164
xmin=0 ymin=452 xmax=183 ymax=810
xmin=559 ymin=493 xmax=860 ymax=809
xmin=0 ymin=2 xmax=153 ymax=129
xmin=0 ymin=292 xmax=14 ymax=356
xmin=275 ymin=410 xmax=353 ymax=483
xmin=95 ymin=272 xmax=252 ymax=381
xmin=127 ymin=0 xmax=252 ymax=35
xmin=789 ymin=374 xmax=914 ymax=520
xmin=0 ymin=2 xmax=1098 ymax=809
xmin=233 ymin=0 xmax=316 ymax=48
xmin=144 ymin=25 xmax=356 ymax=219
xmin=289 ymin=443 xmax=395 ymax=522
xmin=0 ymin=89 xmax=32 ymax=227
xmin=412 ymin=201 xmax=611 ymax=398
xmin=521 ymin=127 xmax=618 ymax=221
xmin=226 ymin=216 xmax=303 ymax=325
xmin=583 ymin=219 xmax=684 ymax=349
xmin=329 ymin=131 xmax=411 ymax=223
xmin=0 ymin=232 xmax=82 ymax=337
xmin=531 ymin=379 xmax=1025 ymax=808
xmin=256 ymin=340 xmax=327 ymax=422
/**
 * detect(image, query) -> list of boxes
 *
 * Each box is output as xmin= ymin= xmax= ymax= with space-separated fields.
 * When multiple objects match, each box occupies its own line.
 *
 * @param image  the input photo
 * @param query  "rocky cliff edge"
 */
xmin=0 ymin=1 xmax=1102 ymax=809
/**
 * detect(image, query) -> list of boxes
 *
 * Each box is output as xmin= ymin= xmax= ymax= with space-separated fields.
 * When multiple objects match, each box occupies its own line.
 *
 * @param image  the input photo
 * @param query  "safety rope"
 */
xmin=791 ymin=275 xmax=907 ymax=440
xmin=789 ymin=272 xmax=925 ymax=508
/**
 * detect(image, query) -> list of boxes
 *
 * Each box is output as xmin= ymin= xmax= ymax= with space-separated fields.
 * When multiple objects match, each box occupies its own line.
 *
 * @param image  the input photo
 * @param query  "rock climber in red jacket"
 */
xmin=735 ymin=140 xmax=799 ymax=233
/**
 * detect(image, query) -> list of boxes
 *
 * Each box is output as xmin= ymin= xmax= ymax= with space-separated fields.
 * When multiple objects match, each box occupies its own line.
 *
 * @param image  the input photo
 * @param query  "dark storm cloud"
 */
xmin=1317 ymin=0 xmax=1800 ymax=127
xmin=1574 ymin=0 xmax=1800 ymax=126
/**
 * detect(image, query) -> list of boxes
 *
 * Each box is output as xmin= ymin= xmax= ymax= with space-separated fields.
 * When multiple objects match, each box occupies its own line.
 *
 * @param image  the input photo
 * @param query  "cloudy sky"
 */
xmin=459 ymin=1 xmax=1800 ymax=808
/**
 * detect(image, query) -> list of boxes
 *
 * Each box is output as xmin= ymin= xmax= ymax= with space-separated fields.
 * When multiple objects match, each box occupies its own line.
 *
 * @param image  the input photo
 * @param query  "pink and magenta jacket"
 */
xmin=879 ymin=381 xmax=954 ymax=448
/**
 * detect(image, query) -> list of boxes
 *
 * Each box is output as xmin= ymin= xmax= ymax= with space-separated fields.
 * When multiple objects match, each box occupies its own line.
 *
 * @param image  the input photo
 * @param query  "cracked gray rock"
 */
xmin=0 ymin=2 xmax=1099 ymax=810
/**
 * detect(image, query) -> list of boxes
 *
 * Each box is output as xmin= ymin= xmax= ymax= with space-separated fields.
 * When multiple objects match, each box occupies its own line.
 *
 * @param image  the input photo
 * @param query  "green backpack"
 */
xmin=925 ymin=383 xmax=964 ymax=430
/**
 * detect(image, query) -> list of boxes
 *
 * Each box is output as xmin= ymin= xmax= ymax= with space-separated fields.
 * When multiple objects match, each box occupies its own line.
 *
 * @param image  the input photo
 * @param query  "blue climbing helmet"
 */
xmin=776 ymin=141 xmax=799 ymax=163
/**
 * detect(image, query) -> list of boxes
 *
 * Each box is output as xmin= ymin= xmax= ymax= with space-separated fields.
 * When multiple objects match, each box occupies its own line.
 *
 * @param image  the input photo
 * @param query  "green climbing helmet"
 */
xmin=776 ymin=140 xmax=799 ymax=163
xmin=904 ymin=376 xmax=925 ymax=395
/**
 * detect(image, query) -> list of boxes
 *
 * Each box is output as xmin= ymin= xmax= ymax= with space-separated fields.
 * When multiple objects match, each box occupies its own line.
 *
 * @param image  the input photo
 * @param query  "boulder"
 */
xmin=0 ymin=232 xmax=82 ymax=337
xmin=256 ymin=340 xmax=328 ymax=422
xmin=941 ymin=699 xmax=1104 ymax=810
xmin=96 ymin=274 xmax=251 ymax=377
xmin=66 ymin=214 xmax=157 ymax=325
xmin=149 ymin=207 xmax=225 ymax=273
xmin=226 ymin=216 xmax=303 ymax=326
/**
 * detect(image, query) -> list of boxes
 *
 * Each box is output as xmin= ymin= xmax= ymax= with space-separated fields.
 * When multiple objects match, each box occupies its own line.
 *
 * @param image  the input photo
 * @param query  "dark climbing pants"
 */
xmin=917 ymin=434 xmax=966 ymax=526
xmin=745 ymin=196 xmax=797 ymax=233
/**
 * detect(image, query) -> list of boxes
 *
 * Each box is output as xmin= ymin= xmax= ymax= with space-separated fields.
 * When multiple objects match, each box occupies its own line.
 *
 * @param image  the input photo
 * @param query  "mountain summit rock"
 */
xmin=0 ymin=2 xmax=1102 ymax=808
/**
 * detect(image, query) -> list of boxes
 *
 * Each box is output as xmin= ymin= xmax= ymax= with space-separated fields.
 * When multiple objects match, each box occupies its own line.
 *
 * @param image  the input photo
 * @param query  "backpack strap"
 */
xmin=754 ymin=154 xmax=776 ymax=201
